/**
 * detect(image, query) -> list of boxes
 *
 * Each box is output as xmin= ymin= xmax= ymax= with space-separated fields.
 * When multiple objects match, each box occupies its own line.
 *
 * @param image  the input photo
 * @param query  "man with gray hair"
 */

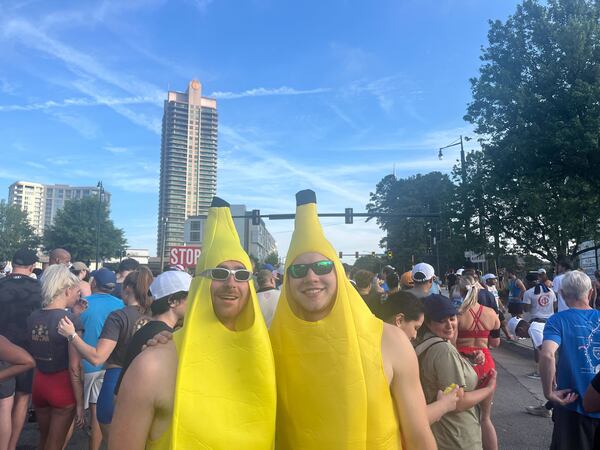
xmin=540 ymin=270 xmax=600 ymax=449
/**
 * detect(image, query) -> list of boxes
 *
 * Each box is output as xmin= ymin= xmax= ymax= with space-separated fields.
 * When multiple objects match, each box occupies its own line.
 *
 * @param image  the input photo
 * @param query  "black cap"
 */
xmin=423 ymin=294 xmax=457 ymax=321
xmin=296 ymin=189 xmax=316 ymax=206
xmin=12 ymin=249 xmax=38 ymax=266
xmin=211 ymin=196 xmax=230 ymax=207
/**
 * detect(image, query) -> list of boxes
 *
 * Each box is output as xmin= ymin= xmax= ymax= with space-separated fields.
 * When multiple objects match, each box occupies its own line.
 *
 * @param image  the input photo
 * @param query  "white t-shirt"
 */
xmin=256 ymin=288 xmax=281 ymax=328
xmin=523 ymin=286 xmax=556 ymax=320
xmin=528 ymin=321 xmax=545 ymax=348
xmin=553 ymin=273 xmax=568 ymax=312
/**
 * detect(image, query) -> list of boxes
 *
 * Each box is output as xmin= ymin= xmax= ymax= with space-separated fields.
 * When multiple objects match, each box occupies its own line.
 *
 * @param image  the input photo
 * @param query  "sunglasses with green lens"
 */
xmin=287 ymin=260 xmax=334 ymax=279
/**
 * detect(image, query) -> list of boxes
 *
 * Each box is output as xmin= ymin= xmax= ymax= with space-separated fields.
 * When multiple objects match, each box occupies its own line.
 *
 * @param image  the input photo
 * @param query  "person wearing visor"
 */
xmin=416 ymin=294 xmax=496 ymax=450
xmin=109 ymin=197 xmax=275 ymax=450
xmin=270 ymin=190 xmax=435 ymax=449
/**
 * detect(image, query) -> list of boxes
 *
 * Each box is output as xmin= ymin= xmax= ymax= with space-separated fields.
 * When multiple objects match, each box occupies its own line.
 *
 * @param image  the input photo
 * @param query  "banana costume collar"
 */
xmin=163 ymin=197 xmax=276 ymax=450
xmin=269 ymin=189 xmax=401 ymax=450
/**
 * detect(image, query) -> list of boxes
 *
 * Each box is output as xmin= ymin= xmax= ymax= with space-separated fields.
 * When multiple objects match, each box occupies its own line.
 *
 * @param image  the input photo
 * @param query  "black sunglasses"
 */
xmin=200 ymin=268 xmax=252 ymax=282
xmin=287 ymin=260 xmax=334 ymax=279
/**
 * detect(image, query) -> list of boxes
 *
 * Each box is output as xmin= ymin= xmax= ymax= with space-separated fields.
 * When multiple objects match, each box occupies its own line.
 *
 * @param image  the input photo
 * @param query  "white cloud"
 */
xmin=48 ymin=111 xmax=99 ymax=139
xmin=104 ymin=146 xmax=130 ymax=154
xmin=0 ymin=95 xmax=162 ymax=112
xmin=211 ymin=86 xmax=331 ymax=100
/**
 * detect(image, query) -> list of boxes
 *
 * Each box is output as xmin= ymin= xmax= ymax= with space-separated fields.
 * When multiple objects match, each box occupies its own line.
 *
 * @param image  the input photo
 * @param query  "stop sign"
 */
xmin=169 ymin=246 xmax=202 ymax=269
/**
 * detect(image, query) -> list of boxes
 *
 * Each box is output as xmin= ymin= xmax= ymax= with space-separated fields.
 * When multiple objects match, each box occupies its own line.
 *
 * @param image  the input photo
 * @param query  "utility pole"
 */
xmin=95 ymin=181 xmax=104 ymax=270
xmin=159 ymin=216 xmax=169 ymax=272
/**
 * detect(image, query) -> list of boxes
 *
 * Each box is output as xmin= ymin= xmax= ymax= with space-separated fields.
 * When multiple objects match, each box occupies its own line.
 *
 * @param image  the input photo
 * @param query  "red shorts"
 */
xmin=458 ymin=346 xmax=495 ymax=387
xmin=32 ymin=369 xmax=76 ymax=409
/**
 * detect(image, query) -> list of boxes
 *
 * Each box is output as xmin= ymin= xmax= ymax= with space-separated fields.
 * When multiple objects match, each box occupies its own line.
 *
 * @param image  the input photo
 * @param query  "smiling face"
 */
xmin=209 ymin=260 xmax=250 ymax=330
xmin=287 ymin=252 xmax=337 ymax=322
xmin=426 ymin=315 xmax=457 ymax=341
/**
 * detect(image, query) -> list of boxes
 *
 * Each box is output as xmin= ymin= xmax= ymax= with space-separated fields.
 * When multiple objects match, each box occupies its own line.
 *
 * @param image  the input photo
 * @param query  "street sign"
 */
xmin=464 ymin=250 xmax=486 ymax=263
xmin=169 ymin=246 xmax=201 ymax=269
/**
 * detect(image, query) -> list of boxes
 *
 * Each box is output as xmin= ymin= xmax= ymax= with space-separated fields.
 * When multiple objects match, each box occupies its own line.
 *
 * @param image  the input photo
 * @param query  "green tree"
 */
xmin=353 ymin=255 xmax=384 ymax=274
xmin=464 ymin=0 xmax=600 ymax=262
xmin=0 ymin=200 xmax=40 ymax=262
xmin=367 ymin=172 xmax=465 ymax=273
xmin=264 ymin=251 xmax=280 ymax=266
xmin=43 ymin=196 xmax=126 ymax=262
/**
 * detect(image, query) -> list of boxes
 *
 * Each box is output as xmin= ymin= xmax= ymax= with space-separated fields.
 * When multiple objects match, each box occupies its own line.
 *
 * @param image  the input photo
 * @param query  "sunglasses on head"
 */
xmin=200 ymin=267 xmax=252 ymax=282
xmin=287 ymin=260 xmax=334 ymax=279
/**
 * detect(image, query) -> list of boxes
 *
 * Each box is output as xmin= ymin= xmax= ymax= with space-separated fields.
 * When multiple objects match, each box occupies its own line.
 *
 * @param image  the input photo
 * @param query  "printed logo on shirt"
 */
xmin=133 ymin=317 xmax=150 ymax=333
xmin=31 ymin=324 xmax=49 ymax=342
xmin=538 ymin=294 xmax=551 ymax=307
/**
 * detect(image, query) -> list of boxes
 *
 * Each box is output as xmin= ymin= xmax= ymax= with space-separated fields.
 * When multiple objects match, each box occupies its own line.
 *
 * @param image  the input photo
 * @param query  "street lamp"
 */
xmin=95 ymin=181 xmax=104 ymax=269
xmin=438 ymin=135 xmax=470 ymax=185
xmin=159 ymin=216 xmax=169 ymax=272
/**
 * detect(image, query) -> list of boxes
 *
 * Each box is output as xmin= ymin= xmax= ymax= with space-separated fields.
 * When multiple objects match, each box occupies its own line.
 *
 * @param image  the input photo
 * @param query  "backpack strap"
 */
xmin=414 ymin=336 xmax=446 ymax=360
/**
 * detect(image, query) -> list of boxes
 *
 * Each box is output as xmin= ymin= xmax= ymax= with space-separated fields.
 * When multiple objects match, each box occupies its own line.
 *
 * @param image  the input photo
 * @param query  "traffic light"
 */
xmin=339 ymin=251 xmax=343 ymax=259
xmin=251 ymin=209 xmax=260 ymax=226
xmin=345 ymin=208 xmax=353 ymax=224
xmin=371 ymin=251 xmax=376 ymax=257
xmin=355 ymin=251 xmax=359 ymax=259
xmin=386 ymin=250 xmax=393 ymax=259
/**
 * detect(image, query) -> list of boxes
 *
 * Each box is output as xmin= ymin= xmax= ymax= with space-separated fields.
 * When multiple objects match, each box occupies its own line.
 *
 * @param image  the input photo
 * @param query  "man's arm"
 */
xmin=539 ymin=340 xmax=578 ymax=406
xmin=0 ymin=335 xmax=35 ymax=382
xmin=108 ymin=342 xmax=176 ymax=450
xmin=383 ymin=324 xmax=437 ymax=450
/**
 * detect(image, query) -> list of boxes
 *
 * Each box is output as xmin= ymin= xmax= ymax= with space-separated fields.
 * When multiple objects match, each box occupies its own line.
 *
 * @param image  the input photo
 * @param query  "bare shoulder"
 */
xmin=126 ymin=341 xmax=178 ymax=396
xmin=382 ymin=323 xmax=415 ymax=364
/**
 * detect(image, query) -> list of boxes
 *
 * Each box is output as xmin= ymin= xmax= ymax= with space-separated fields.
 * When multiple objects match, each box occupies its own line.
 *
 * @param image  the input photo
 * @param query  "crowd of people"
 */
xmin=1 ymin=190 xmax=600 ymax=449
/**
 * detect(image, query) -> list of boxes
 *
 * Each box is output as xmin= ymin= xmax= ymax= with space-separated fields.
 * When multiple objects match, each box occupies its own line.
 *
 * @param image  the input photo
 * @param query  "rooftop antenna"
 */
xmin=392 ymin=163 xmax=396 ymax=178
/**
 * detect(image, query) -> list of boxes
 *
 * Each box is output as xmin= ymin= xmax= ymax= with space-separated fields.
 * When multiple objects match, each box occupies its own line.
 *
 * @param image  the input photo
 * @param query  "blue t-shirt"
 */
xmin=543 ymin=308 xmax=600 ymax=418
xmin=80 ymin=293 xmax=124 ymax=373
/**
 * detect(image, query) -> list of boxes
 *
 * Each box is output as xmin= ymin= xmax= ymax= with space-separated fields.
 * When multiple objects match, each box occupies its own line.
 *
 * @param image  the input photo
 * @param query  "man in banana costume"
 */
xmin=269 ymin=189 xmax=436 ymax=449
xmin=109 ymin=197 xmax=276 ymax=450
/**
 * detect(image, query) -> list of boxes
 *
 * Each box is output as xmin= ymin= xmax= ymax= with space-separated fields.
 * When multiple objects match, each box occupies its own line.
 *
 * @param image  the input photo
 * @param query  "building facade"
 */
xmin=8 ymin=181 xmax=45 ymax=235
xmin=184 ymin=205 xmax=277 ymax=263
xmin=157 ymin=80 xmax=218 ymax=259
xmin=7 ymin=182 xmax=111 ymax=236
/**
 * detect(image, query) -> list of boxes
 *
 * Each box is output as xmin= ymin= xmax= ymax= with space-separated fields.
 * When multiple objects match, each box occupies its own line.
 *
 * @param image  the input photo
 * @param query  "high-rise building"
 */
xmin=8 ymin=181 xmax=45 ymax=235
xmin=7 ymin=182 xmax=111 ymax=236
xmin=44 ymin=184 xmax=111 ymax=227
xmin=157 ymin=80 xmax=218 ymax=259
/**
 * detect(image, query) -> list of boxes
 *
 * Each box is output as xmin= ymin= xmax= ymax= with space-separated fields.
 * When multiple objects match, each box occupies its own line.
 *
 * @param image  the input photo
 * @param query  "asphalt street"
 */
xmin=17 ymin=341 xmax=554 ymax=450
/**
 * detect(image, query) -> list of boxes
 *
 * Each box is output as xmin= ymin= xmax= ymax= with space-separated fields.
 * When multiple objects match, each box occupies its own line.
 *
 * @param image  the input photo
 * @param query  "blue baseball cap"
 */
xmin=91 ymin=268 xmax=117 ymax=290
xmin=423 ymin=294 xmax=458 ymax=321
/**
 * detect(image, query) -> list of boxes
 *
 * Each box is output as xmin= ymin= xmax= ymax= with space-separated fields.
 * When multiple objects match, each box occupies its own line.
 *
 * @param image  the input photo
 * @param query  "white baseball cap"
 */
xmin=412 ymin=263 xmax=435 ymax=282
xmin=456 ymin=268 xmax=464 ymax=276
xmin=482 ymin=273 xmax=497 ymax=281
xmin=150 ymin=271 xmax=193 ymax=300
xmin=538 ymin=268 xmax=547 ymax=274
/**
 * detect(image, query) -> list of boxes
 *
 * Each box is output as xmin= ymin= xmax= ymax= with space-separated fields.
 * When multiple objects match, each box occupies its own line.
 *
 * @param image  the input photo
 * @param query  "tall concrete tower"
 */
xmin=157 ymin=80 xmax=218 ymax=261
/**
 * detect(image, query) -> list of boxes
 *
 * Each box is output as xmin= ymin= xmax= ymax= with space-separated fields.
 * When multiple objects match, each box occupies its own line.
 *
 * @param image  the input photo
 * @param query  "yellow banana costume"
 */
xmin=148 ymin=197 xmax=276 ymax=450
xmin=269 ymin=190 xmax=401 ymax=450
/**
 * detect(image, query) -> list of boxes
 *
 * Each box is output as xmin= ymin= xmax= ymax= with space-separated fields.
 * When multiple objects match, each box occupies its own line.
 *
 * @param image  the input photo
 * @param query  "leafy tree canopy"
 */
xmin=464 ymin=0 xmax=600 ymax=262
xmin=43 ymin=196 xmax=126 ymax=262
xmin=0 ymin=201 xmax=40 ymax=262
xmin=367 ymin=172 xmax=465 ymax=273
xmin=264 ymin=251 xmax=280 ymax=266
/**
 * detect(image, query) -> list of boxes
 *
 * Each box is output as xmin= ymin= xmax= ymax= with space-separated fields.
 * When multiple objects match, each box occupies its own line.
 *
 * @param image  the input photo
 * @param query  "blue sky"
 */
xmin=0 ymin=0 xmax=520 ymax=261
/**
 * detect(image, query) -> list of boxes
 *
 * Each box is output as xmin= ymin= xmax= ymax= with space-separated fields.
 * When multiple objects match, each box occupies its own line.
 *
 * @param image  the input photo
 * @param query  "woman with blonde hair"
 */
xmin=27 ymin=264 xmax=84 ymax=450
xmin=456 ymin=274 xmax=501 ymax=450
